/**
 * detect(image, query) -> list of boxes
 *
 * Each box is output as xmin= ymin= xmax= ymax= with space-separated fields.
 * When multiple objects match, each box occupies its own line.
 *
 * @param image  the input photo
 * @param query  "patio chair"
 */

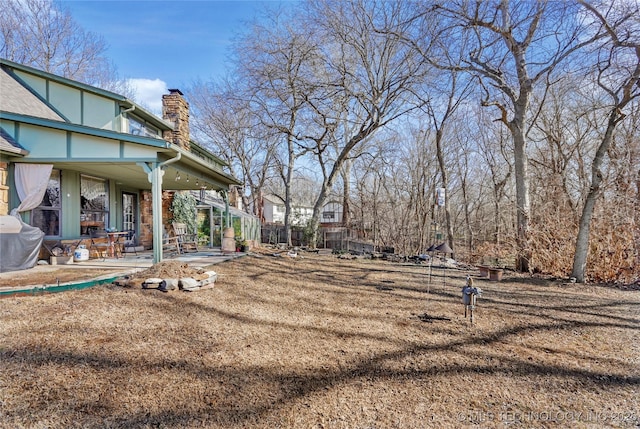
xmin=162 ymin=227 xmax=181 ymax=257
xmin=172 ymin=222 xmax=199 ymax=253
xmin=88 ymin=229 xmax=110 ymax=259
xmin=122 ymin=229 xmax=138 ymax=255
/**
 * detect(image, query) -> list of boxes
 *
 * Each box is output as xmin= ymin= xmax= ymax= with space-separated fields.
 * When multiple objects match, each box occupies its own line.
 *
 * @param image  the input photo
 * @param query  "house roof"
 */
xmin=193 ymin=191 xmax=258 ymax=219
xmin=1 ymin=58 xmax=126 ymax=101
xmin=0 ymin=58 xmax=173 ymax=131
xmin=0 ymin=58 xmax=242 ymax=190
xmin=0 ymin=127 xmax=28 ymax=156
xmin=262 ymin=194 xmax=285 ymax=205
xmin=262 ymin=194 xmax=315 ymax=209
xmin=0 ymin=66 xmax=64 ymax=122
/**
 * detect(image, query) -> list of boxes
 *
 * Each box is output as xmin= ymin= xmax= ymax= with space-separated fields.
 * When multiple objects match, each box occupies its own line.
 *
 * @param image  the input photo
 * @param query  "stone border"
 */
xmin=141 ymin=271 xmax=218 ymax=292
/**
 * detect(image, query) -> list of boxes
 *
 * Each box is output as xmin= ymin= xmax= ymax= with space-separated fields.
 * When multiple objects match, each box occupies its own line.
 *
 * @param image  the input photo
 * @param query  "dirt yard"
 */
xmin=1 ymin=250 xmax=638 ymax=428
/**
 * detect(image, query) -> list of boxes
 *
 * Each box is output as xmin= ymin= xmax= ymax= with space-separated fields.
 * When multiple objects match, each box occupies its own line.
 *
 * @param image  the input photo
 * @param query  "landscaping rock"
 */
xmin=180 ymin=277 xmax=200 ymax=291
xmin=142 ymin=278 xmax=164 ymax=289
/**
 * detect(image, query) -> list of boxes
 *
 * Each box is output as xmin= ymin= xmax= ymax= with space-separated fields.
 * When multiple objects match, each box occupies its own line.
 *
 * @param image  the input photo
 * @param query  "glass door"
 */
xmin=122 ymin=192 xmax=137 ymax=234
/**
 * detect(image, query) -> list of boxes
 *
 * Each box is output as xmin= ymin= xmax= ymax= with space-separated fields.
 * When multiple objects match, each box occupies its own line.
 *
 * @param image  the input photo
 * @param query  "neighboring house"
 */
xmin=262 ymin=194 xmax=313 ymax=226
xmin=320 ymin=200 xmax=344 ymax=226
xmin=262 ymin=194 xmax=344 ymax=227
xmin=0 ymin=58 xmax=241 ymax=264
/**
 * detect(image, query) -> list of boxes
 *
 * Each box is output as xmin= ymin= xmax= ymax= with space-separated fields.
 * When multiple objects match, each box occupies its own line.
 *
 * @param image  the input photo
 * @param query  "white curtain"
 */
xmin=10 ymin=164 xmax=54 ymax=215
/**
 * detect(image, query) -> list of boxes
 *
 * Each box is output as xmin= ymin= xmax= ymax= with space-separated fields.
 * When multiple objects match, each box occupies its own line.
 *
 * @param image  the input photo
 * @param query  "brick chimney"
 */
xmin=162 ymin=89 xmax=190 ymax=151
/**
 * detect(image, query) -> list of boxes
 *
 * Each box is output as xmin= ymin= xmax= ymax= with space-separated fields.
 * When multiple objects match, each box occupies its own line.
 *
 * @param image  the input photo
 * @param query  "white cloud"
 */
xmin=127 ymin=78 xmax=168 ymax=116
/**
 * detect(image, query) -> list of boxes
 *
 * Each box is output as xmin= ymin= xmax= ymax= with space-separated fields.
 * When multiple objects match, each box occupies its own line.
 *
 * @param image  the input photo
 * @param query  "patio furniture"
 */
xmin=122 ymin=229 xmax=138 ymax=255
xmin=162 ymin=227 xmax=181 ymax=257
xmin=88 ymin=230 xmax=110 ymax=259
xmin=106 ymin=231 xmax=128 ymax=258
xmin=172 ymin=222 xmax=199 ymax=253
xmin=41 ymin=238 xmax=83 ymax=258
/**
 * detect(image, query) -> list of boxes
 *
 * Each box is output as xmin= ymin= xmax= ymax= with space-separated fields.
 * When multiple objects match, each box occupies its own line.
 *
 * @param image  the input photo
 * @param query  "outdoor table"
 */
xmin=106 ymin=231 xmax=129 ymax=258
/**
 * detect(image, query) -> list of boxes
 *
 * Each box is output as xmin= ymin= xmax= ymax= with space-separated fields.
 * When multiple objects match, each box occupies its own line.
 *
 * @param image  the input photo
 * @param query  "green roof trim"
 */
xmin=1 ymin=58 xmax=171 ymax=132
xmin=119 ymin=101 xmax=174 ymax=131
xmin=190 ymin=140 xmax=230 ymax=167
xmin=0 ymin=58 xmax=126 ymax=102
xmin=0 ymin=111 xmax=169 ymax=148
xmin=169 ymin=143 xmax=242 ymax=186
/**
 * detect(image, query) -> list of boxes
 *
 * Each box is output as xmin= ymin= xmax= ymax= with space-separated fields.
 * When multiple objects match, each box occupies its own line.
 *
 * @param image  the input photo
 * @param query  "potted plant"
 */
xmin=235 ymin=238 xmax=248 ymax=252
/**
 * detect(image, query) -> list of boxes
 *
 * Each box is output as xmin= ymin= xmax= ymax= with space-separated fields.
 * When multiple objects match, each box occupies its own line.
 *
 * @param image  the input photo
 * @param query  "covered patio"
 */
xmin=1 ymin=59 xmax=242 ymax=272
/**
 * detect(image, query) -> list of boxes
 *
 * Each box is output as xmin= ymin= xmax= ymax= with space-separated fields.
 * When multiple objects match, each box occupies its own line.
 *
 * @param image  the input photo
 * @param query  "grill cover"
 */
xmin=0 ymin=215 xmax=44 ymax=273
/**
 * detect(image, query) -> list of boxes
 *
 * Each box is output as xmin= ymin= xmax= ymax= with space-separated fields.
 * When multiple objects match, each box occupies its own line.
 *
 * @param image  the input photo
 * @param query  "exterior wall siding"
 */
xmin=49 ymin=81 xmax=81 ymax=123
xmin=70 ymin=134 xmax=119 ymax=158
xmin=19 ymin=125 xmax=67 ymax=158
xmin=60 ymin=170 xmax=81 ymax=237
xmin=0 ymin=161 xmax=8 ymax=215
xmin=83 ymin=92 xmax=116 ymax=130
xmin=122 ymin=142 xmax=159 ymax=158
xmin=0 ymin=120 xmax=15 ymax=136
xmin=13 ymin=70 xmax=46 ymax=96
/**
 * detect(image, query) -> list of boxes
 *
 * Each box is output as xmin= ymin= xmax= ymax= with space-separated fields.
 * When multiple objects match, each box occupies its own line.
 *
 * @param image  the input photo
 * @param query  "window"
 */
xmin=128 ymin=115 xmax=160 ymax=138
xmin=80 ymin=175 xmax=109 ymax=235
xmin=31 ymin=169 xmax=61 ymax=236
xmin=323 ymin=211 xmax=335 ymax=220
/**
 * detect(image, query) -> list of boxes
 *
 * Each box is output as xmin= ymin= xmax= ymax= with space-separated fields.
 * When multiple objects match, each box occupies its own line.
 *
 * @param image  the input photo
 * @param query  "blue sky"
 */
xmin=61 ymin=1 xmax=280 ymax=113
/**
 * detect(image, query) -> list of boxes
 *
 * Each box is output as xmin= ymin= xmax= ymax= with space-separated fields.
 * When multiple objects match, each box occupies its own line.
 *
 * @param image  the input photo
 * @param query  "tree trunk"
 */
xmin=435 ymin=128 xmax=455 ymax=258
xmin=493 ymin=190 xmax=501 ymax=245
xmin=460 ymin=174 xmax=474 ymax=253
xmin=310 ymin=180 xmax=331 ymax=250
xmin=635 ymin=165 xmax=640 ymax=276
xmin=283 ymin=134 xmax=295 ymax=247
xmin=341 ymin=159 xmax=351 ymax=227
xmin=510 ymin=110 xmax=531 ymax=272
xmin=571 ymin=110 xmax=618 ymax=282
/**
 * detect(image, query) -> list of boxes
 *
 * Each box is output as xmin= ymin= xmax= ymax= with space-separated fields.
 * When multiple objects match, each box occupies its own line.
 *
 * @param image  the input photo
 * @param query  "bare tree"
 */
xmin=449 ymin=110 xmax=497 ymax=255
xmin=352 ymin=135 xmax=422 ymax=254
xmin=524 ymin=75 xmax=599 ymax=275
xmin=0 ymin=0 xmax=123 ymax=91
xmin=419 ymin=66 xmax=474 ymax=258
xmin=530 ymin=79 xmax=593 ymax=219
xmin=571 ymin=0 xmax=640 ymax=282
xmin=188 ymin=79 xmax=277 ymax=219
xmin=232 ymin=7 xmax=318 ymax=246
xmin=433 ymin=0 xmax=604 ymax=271
xmin=352 ymin=147 xmax=390 ymax=250
xmin=402 ymin=127 xmax=440 ymax=253
xmin=299 ymin=0 xmax=429 ymax=247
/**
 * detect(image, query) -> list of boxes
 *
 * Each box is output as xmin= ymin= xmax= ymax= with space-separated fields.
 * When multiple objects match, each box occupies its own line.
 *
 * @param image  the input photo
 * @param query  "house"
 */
xmin=262 ymin=194 xmax=314 ymax=226
xmin=259 ymin=194 xmax=346 ymax=246
xmin=261 ymin=194 xmax=345 ymax=227
xmin=320 ymin=200 xmax=344 ymax=226
xmin=262 ymin=194 xmax=345 ymax=227
xmin=0 ymin=58 xmax=241 ymax=265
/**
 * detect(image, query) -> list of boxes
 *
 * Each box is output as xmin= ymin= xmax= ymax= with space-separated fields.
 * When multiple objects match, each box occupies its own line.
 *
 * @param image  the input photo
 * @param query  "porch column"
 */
xmin=150 ymin=164 xmax=164 ymax=263
xmin=141 ymin=152 xmax=181 ymax=264
xmin=140 ymin=161 xmax=167 ymax=264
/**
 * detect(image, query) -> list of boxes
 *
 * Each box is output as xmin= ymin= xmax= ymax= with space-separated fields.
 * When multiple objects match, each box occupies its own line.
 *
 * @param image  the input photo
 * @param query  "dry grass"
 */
xmin=0 ymin=268 xmax=123 ymax=288
xmin=1 ymin=250 xmax=639 ymax=428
